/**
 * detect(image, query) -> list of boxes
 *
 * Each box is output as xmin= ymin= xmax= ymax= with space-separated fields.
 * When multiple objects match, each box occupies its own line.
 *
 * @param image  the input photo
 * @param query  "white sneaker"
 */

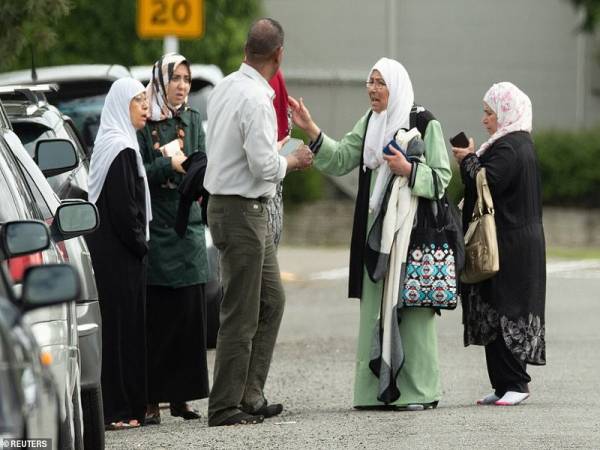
xmin=495 ymin=391 xmax=530 ymax=406
xmin=476 ymin=393 xmax=500 ymax=405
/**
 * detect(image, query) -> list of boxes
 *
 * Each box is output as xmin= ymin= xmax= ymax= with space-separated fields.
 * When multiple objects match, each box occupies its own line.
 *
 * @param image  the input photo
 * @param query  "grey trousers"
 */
xmin=207 ymin=195 xmax=285 ymax=424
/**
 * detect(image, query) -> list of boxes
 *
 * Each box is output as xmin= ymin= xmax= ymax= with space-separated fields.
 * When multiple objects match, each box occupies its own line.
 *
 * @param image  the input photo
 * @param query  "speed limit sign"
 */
xmin=137 ymin=0 xmax=204 ymax=38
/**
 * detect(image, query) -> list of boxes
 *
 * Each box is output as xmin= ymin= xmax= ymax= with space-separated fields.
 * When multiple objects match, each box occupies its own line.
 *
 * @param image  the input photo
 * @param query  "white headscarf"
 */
xmin=88 ymin=77 xmax=152 ymax=240
xmin=477 ymin=82 xmax=533 ymax=156
xmin=363 ymin=58 xmax=415 ymax=211
xmin=146 ymin=52 xmax=189 ymax=121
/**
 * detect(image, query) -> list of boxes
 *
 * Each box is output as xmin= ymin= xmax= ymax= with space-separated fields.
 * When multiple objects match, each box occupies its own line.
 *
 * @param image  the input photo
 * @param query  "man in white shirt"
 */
xmin=205 ymin=17 xmax=313 ymax=427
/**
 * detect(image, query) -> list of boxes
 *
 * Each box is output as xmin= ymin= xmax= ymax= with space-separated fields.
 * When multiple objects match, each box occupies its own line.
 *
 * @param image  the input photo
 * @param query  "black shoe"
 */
xmin=144 ymin=412 xmax=161 ymax=425
xmin=354 ymin=405 xmax=397 ymax=411
xmin=394 ymin=401 xmax=439 ymax=411
xmin=145 ymin=405 xmax=161 ymax=425
xmin=208 ymin=412 xmax=264 ymax=427
xmin=243 ymin=401 xmax=283 ymax=418
xmin=170 ymin=403 xmax=201 ymax=420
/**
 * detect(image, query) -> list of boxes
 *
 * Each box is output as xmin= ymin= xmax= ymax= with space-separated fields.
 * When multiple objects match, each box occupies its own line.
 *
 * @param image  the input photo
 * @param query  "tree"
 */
xmin=569 ymin=0 xmax=600 ymax=32
xmin=0 ymin=0 xmax=71 ymax=68
xmin=5 ymin=0 xmax=262 ymax=75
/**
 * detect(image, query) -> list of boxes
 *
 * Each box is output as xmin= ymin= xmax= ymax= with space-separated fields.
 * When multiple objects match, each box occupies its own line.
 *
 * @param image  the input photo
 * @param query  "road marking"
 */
xmin=282 ymin=260 xmax=600 ymax=282
xmin=547 ymin=260 xmax=600 ymax=273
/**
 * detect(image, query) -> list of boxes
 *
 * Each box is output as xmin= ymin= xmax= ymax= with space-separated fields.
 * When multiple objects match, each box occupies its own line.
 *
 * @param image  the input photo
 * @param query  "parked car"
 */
xmin=0 ymin=86 xmax=105 ymax=449
xmin=130 ymin=63 xmax=224 ymax=129
xmin=0 ymin=66 xmax=222 ymax=348
xmin=0 ymin=64 xmax=132 ymax=150
xmin=0 ymin=220 xmax=82 ymax=449
xmin=0 ymin=84 xmax=89 ymax=200
xmin=0 ymin=99 xmax=100 ymax=449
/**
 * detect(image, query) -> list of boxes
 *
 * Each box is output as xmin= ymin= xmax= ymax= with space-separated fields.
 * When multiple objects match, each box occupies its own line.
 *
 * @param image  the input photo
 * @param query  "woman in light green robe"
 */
xmin=289 ymin=58 xmax=452 ymax=408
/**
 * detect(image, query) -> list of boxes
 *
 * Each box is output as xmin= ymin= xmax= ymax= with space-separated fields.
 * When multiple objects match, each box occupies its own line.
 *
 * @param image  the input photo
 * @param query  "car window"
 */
xmin=57 ymin=95 xmax=106 ymax=149
xmin=0 ymin=138 xmax=38 ymax=222
xmin=11 ymin=122 xmax=72 ymax=195
xmin=10 ymin=122 xmax=53 ymax=158
xmin=0 ymin=162 xmax=22 ymax=222
xmin=18 ymin=163 xmax=53 ymax=221
xmin=63 ymin=121 xmax=89 ymax=169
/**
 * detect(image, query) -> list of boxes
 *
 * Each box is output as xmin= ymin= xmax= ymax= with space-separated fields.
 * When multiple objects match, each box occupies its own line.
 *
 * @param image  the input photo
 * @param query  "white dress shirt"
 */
xmin=204 ymin=63 xmax=287 ymax=198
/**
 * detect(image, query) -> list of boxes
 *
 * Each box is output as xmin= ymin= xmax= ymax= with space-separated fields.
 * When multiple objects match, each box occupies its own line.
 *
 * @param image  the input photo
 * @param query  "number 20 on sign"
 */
xmin=137 ymin=0 xmax=204 ymax=38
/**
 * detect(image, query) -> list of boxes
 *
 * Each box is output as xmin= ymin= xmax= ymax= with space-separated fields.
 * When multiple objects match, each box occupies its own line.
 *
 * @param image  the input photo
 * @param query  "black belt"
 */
xmin=212 ymin=194 xmax=269 ymax=203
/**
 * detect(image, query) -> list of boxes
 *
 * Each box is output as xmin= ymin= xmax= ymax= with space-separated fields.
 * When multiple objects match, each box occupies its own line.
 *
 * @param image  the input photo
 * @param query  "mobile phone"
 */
xmin=383 ymin=139 xmax=403 ymax=156
xmin=449 ymin=132 xmax=469 ymax=148
xmin=280 ymin=138 xmax=304 ymax=156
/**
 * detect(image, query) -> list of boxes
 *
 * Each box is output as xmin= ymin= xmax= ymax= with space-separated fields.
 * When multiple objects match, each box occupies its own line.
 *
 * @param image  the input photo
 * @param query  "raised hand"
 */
xmin=288 ymin=95 xmax=320 ymax=141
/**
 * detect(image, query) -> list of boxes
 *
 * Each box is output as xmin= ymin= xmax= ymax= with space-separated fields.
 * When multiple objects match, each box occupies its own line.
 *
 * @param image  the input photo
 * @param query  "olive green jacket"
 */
xmin=137 ymin=107 xmax=208 ymax=287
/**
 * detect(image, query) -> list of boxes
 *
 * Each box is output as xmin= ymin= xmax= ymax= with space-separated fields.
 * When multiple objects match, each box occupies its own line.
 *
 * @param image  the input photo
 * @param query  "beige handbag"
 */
xmin=460 ymin=168 xmax=499 ymax=284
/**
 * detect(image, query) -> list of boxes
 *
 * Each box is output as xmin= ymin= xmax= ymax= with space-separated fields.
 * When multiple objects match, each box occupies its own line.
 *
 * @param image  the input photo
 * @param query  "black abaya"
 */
xmin=146 ymin=284 xmax=209 ymax=403
xmin=460 ymin=131 xmax=546 ymax=367
xmin=86 ymin=148 xmax=149 ymax=424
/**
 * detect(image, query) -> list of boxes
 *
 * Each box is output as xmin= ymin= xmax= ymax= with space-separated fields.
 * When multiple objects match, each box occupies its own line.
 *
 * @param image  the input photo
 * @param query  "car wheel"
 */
xmin=82 ymin=385 xmax=105 ymax=450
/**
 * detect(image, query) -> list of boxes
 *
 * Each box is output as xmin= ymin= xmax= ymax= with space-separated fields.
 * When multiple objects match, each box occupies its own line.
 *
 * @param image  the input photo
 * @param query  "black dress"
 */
xmin=460 ymin=131 xmax=546 ymax=367
xmin=86 ymin=148 xmax=149 ymax=424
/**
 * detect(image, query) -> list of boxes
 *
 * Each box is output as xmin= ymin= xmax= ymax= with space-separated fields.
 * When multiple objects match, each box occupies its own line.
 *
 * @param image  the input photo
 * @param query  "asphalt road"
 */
xmin=107 ymin=247 xmax=600 ymax=449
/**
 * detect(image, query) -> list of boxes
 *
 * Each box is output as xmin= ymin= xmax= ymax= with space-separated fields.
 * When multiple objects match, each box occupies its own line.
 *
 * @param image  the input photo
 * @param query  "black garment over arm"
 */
xmin=104 ymin=148 xmax=148 ymax=258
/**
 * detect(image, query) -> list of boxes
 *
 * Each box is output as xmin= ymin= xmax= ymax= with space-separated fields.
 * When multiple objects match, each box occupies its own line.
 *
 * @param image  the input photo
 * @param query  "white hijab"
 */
xmin=88 ymin=77 xmax=152 ymax=240
xmin=477 ymin=81 xmax=533 ymax=156
xmin=363 ymin=58 xmax=415 ymax=211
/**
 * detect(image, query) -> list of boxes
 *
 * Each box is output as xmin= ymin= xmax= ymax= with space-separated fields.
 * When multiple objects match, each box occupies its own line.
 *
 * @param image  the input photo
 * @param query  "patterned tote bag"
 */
xmin=401 ymin=177 xmax=464 ymax=310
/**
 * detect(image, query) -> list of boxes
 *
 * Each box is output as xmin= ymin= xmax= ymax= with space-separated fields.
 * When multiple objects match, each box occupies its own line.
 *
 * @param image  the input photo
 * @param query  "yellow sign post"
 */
xmin=137 ymin=0 xmax=204 ymax=39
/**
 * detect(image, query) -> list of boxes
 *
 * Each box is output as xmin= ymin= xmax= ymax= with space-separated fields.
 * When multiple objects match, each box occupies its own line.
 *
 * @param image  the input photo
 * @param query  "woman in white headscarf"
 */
xmin=452 ymin=82 xmax=546 ymax=407
xmin=86 ymin=77 xmax=151 ymax=430
xmin=289 ymin=58 xmax=452 ymax=409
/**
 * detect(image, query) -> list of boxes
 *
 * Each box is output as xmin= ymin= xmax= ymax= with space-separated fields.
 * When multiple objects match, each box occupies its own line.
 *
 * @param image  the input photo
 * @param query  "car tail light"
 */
xmin=8 ymin=252 xmax=43 ymax=283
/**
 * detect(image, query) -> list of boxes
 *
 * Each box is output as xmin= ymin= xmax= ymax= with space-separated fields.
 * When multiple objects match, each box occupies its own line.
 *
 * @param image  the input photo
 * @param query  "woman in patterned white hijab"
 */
xmin=453 ymin=82 xmax=546 ymax=407
xmin=476 ymin=82 xmax=533 ymax=156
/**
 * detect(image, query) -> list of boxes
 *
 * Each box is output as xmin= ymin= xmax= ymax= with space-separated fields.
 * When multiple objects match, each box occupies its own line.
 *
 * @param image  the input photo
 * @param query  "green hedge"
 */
xmin=534 ymin=127 xmax=600 ymax=208
xmin=445 ymin=127 xmax=600 ymax=208
xmin=282 ymin=127 xmax=600 ymax=209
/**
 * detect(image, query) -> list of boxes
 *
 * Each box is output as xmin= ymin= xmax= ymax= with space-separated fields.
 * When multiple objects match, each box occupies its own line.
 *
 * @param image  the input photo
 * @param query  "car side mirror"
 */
xmin=21 ymin=264 xmax=80 ymax=310
xmin=0 ymin=220 xmax=50 ymax=261
xmin=50 ymin=201 xmax=99 ymax=242
xmin=35 ymin=139 xmax=79 ymax=177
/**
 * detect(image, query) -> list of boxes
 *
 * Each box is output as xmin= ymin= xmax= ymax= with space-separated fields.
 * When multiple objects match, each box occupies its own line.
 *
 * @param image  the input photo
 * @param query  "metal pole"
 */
xmin=575 ymin=27 xmax=587 ymax=128
xmin=164 ymin=35 xmax=179 ymax=54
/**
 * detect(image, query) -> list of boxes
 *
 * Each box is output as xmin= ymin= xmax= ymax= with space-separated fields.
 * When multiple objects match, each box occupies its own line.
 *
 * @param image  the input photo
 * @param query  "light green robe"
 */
xmin=314 ymin=111 xmax=452 ymax=406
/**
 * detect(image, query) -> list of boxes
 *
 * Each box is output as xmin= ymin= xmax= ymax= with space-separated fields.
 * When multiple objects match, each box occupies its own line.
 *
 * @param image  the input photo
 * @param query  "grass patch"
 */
xmin=547 ymin=246 xmax=600 ymax=260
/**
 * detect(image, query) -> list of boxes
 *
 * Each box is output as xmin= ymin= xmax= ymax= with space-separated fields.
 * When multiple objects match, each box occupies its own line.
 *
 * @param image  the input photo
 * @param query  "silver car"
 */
xmin=0 ymin=220 xmax=83 ymax=449
xmin=0 ymin=100 xmax=99 ymax=449
xmin=0 ymin=84 xmax=105 ymax=449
